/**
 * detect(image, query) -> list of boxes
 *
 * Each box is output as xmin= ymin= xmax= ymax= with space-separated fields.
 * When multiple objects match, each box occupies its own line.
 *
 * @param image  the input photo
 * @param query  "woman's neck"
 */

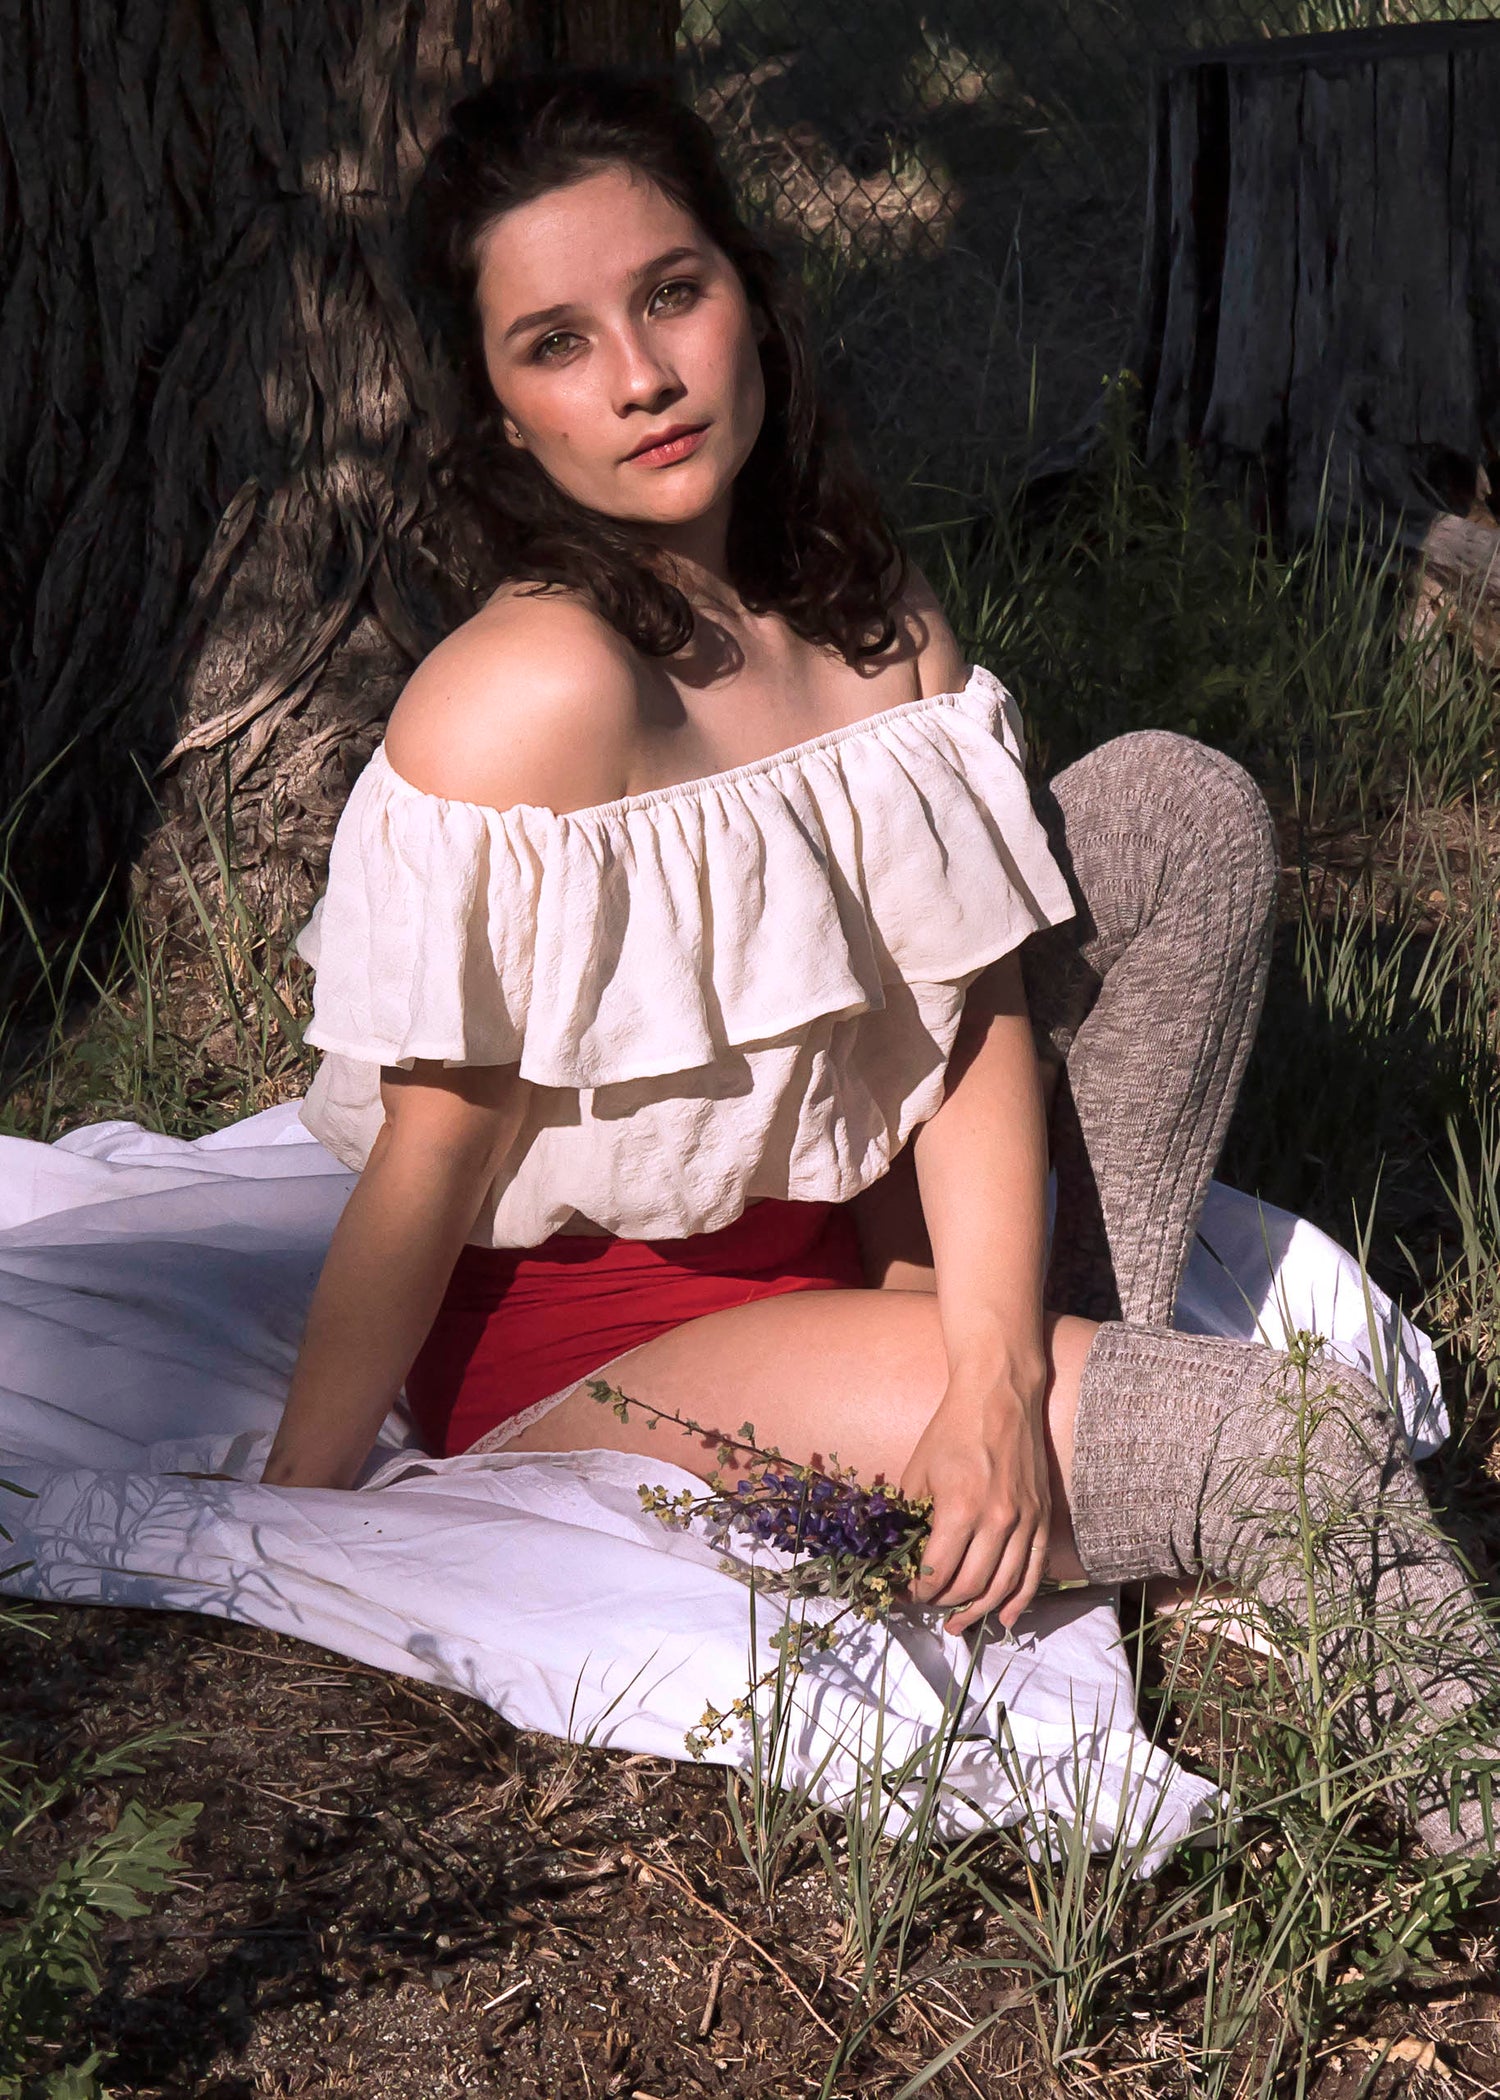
xmin=644 ymin=486 xmax=734 ymax=602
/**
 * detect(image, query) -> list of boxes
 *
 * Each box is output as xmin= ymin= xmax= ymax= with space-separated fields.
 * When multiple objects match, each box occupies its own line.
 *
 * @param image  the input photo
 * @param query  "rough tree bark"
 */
xmin=1132 ymin=20 xmax=1500 ymax=628
xmin=0 ymin=0 xmax=680 ymax=962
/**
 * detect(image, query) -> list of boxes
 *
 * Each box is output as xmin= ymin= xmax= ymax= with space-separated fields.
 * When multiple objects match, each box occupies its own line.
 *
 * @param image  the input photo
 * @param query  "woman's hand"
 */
xmin=899 ymin=1366 xmax=1053 ymax=1637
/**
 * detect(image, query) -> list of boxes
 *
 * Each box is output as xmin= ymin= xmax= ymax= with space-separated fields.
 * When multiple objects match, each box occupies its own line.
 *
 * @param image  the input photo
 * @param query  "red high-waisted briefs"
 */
xmin=404 ymin=1196 xmax=868 ymax=1459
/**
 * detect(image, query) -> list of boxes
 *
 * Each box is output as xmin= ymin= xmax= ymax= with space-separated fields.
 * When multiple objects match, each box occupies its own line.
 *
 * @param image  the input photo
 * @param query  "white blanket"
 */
xmin=0 ymin=1101 xmax=1443 ymax=1872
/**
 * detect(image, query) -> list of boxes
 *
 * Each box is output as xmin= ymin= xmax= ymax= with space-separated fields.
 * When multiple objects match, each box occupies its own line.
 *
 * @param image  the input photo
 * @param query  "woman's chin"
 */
xmin=599 ymin=487 xmax=733 ymax=535
xmin=609 ymin=459 xmax=735 ymax=524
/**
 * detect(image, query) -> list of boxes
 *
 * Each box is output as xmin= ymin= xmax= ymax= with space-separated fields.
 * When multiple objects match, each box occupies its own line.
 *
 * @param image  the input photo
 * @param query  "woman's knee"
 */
xmin=1044 ymin=730 xmax=1278 ymax=952
xmin=1062 ymin=731 xmax=1274 ymax=865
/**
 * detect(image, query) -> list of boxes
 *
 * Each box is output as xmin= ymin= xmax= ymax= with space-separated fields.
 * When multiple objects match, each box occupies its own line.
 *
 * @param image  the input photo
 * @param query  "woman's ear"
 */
xmin=750 ymin=304 xmax=771 ymax=346
xmin=502 ymin=415 xmax=527 ymax=451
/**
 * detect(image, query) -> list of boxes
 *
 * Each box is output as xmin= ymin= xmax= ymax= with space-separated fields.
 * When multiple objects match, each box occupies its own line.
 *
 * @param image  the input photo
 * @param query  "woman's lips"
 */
xmin=624 ymin=424 xmax=709 ymax=468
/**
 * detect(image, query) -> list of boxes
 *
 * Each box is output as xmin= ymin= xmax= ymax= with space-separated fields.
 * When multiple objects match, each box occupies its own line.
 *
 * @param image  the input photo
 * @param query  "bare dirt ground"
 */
xmin=11 ymin=1590 xmax=1500 ymax=2100
xmin=7 ymin=1605 xmax=1039 ymax=2099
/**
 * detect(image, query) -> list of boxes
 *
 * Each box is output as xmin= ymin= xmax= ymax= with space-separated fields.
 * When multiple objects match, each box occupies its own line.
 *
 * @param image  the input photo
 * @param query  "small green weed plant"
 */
xmin=0 ymin=1483 xmax=200 ymax=2100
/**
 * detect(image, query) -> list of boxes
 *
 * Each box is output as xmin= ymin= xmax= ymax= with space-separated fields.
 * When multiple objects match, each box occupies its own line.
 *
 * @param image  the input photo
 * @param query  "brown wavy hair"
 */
xmin=402 ymin=68 xmax=907 ymax=661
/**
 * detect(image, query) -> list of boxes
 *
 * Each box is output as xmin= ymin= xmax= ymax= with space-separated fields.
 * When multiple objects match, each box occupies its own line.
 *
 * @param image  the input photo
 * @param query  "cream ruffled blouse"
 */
xmin=294 ymin=665 xmax=1077 ymax=1246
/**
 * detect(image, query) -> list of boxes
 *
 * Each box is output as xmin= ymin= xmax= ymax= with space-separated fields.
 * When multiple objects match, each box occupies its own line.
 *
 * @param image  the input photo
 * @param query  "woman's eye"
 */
xmin=650 ymin=278 xmax=699 ymax=315
xmin=532 ymin=331 xmax=578 ymax=363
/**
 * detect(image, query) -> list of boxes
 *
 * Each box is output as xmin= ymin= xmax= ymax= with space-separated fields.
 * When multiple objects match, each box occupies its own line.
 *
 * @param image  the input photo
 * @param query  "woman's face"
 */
xmin=472 ymin=161 xmax=767 ymax=535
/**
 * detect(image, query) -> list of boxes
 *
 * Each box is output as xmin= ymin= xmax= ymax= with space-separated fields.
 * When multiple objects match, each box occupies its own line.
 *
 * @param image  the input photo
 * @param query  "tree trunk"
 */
xmin=0 ymin=0 xmax=680 ymax=966
xmin=1132 ymin=19 xmax=1500 ymax=562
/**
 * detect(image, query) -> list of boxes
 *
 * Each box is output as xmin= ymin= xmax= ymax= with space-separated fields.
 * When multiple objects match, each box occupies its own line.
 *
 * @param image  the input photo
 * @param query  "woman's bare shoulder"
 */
xmin=896 ymin=562 xmax=970 ymax=699
xmin=383 ymin=585 xmax=642 ymax=813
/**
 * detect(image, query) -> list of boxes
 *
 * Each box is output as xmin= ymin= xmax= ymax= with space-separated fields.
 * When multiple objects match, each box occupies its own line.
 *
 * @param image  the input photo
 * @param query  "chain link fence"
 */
xmin=676 ymin=2 xmax=1500 ymax=477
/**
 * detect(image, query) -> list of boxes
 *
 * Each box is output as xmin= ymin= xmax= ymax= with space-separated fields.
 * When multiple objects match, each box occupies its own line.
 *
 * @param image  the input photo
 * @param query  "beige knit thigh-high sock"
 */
xmin=1069 ymin=1322 xmax=1500 ymax=1856
xmin=1022 ymin=731 xmax=1278 ymax=1325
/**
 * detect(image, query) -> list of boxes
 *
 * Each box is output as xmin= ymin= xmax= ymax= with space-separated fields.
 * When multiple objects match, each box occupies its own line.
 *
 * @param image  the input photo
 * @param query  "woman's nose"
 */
xmin=609 ymin=324 xmax=681 ymax=413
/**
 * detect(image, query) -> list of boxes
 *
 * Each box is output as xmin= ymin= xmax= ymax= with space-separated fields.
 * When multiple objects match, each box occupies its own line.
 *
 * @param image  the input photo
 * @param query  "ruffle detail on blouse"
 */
xmin=296 ymin=667 xmax=1076 ymax=1091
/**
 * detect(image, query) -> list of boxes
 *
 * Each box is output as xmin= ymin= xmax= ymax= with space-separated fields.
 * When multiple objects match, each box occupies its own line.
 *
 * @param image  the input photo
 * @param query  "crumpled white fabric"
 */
xmin=296 ymin=666 xmax=1079 ymax=1244
xmin=0 ymin=1101 xmax=1443 ymax=1872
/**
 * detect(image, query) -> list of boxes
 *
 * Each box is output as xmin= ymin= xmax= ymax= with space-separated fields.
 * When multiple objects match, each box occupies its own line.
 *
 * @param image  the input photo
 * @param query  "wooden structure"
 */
xmin=1133 ymin=21 xmax=1500 ymax=594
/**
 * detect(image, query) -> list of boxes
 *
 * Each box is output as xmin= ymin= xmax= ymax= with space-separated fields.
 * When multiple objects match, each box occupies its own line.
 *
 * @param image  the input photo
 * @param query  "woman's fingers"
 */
xmin=905 ymin=1451 xmax=1051 ymax=1626
xmin=931 ymin=1522 xmax=1015 ymax=1615
xmin=991 ymin=1527 xmax=1050 ymax=1633
xmin=936 ymin=1505 xmax=1051 ymax=1635
xmin=912 ymin=1504 xmax=985 ymax=1603
xmin=945 ymin=1523 xmax=1030 ymax=1630
xmin=912 ymin=1472 xmax=1020 ymax=1597
xmin=945 ymin=1545 xmax=1042 ymax=1637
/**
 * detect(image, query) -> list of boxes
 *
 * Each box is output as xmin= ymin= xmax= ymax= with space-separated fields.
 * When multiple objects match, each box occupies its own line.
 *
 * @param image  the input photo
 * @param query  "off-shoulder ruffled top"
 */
xmin=294 ymin=664 xmax=1077 ymax=1245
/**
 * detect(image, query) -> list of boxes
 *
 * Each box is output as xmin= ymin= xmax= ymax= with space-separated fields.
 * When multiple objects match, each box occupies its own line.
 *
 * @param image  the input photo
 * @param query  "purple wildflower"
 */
xmin=589 ymin=1375 xmax=934 ymax=1626
xmin=724 ymin=1466 xmax=925 ymax=1562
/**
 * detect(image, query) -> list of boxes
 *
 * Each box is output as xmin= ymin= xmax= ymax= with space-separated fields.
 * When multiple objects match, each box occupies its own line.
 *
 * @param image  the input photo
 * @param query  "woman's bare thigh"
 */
xmin=500 ymin=1286 xmax=1094 ymax=1581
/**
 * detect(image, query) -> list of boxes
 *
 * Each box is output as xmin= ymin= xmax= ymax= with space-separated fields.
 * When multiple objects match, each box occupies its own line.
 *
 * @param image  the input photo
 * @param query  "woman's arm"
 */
xmin=259 ymin=1061 xmax=531 ymax=1490
xmin=265 ymin=594 xmax=642 ymax=1492
xmin=900 ymin=949 xmax=1054 ymax=1634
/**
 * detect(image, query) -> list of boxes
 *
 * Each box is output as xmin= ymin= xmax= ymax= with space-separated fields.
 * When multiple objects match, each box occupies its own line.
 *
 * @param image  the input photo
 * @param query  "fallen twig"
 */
xmin=621 ymin=1844 xmax=838 ymax=2040
xmin=696 ymin=1945 xmax=731 ymax=2039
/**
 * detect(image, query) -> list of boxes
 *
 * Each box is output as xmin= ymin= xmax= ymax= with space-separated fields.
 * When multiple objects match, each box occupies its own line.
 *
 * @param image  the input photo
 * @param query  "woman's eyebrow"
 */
xmin=501 ymin=245 xmax=705 ymax=344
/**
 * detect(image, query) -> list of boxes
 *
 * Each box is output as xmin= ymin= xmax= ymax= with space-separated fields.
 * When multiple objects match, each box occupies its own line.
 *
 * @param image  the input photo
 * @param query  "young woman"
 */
xmin=264 ymin=71 xmax=1499 ymax=1854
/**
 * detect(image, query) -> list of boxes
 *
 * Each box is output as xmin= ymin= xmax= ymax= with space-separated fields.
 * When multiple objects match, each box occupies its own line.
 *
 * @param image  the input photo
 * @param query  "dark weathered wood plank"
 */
xmin=1144 ymin=65 xmax=1221 ymax=458
xmin=1285 ymin=56 xmax=1375 ymax=530
xmin=1454 ymin=41 xmax=1500 ymax=460
xmin=1201 ymin=62 xmax=1303 ymax=463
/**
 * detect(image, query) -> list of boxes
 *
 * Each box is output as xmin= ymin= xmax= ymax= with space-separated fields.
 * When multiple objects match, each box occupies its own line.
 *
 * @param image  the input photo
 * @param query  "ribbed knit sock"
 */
xmin=1022 ymin=732 xmax=1279 ymax=1325
xmin=1069 ymin=1322 xmax=1500 ymax=1857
